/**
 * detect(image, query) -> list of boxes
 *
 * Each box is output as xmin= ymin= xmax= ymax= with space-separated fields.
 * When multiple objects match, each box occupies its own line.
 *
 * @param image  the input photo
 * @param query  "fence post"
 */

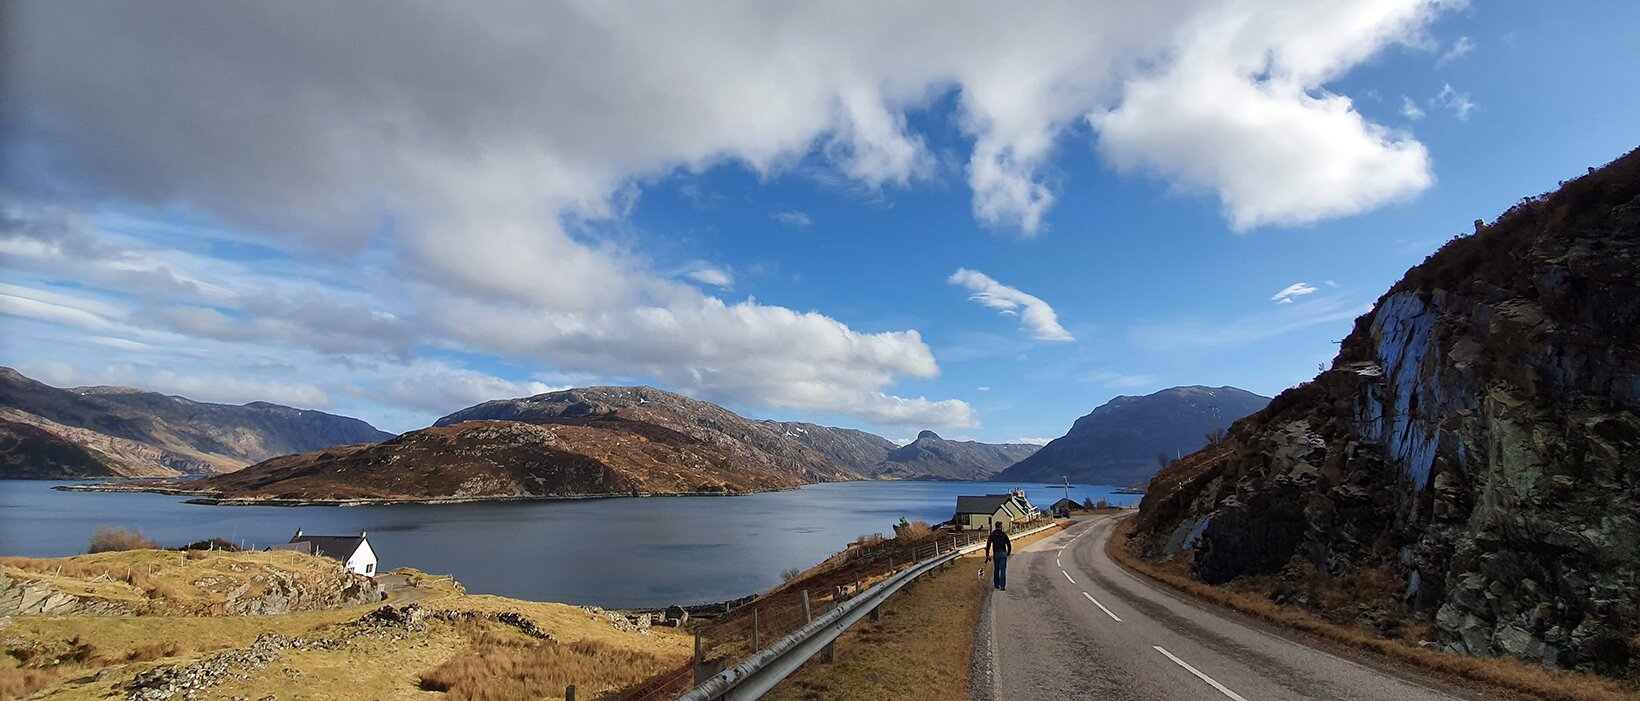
xmin=801 ymin=590 xmax=811 ymax=624
xmin=565 ymin=684 xmax=575 ymax=701
xmin=752 ymin=607 xmax=760 ymax=651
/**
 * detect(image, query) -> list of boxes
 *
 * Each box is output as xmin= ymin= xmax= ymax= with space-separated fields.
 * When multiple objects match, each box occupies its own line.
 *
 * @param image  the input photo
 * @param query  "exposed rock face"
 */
xmin=1130 ymin=149 xmax=1640 ymax=676
xmin=0 ymin=367 xmax=394 ymax=477
xmin=995 ymin=386 xmax=1268 ymax=486
xmin=0 ymin=573 xmax=134 ymax=616
xmin=762 ymin=420 xmax=898 ymax=474
xmin=0 ymin=418 xmax=121 ymax=478
xmin=874 ymin=430 xmax=1039 ymax=481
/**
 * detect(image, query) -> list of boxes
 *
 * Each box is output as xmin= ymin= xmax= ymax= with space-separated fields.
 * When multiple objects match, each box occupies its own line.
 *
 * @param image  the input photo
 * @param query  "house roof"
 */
xmin=955 ymin=495 xmax=1014 ymax=515
xmin=1050 ymin=498 xmax=1084 ymax=509
xmin=286 ymin=534 xmax=366 ymax=562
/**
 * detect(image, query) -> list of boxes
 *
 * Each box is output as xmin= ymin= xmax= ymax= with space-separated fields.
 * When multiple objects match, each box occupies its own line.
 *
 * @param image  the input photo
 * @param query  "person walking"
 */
xmin=984 ymin=522 xmax=1012 ymax=591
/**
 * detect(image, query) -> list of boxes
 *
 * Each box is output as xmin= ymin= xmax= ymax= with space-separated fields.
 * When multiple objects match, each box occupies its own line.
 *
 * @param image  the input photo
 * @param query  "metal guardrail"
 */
xmin=672 ymin=521 xmax=1059 ymax=701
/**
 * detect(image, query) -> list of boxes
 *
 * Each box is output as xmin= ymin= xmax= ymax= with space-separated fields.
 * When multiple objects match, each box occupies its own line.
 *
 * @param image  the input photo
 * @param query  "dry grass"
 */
xmin=762 ymin=521 xmax=1069 ymax=701
xmin=419 ymin=621 xmax=678 ymax=701
xmin=1106 ymin=518 xmax=1640 ymax=701
xmin=0 ymin=548 xmax=360 ymax=616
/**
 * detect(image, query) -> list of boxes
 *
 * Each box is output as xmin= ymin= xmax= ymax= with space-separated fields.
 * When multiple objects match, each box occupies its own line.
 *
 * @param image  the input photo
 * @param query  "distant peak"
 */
xmin=916 ymin=430 xmax=942 ymax=441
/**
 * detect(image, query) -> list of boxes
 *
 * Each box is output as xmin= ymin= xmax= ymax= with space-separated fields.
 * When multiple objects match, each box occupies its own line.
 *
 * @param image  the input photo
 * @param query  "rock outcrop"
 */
xmin=1129 ymin=148 xmax=1640 ymax=676
xmin=0 ymin=367 xmax=394 ymax=478
xmin=995 ymin=386 xmax=1268 ymax=486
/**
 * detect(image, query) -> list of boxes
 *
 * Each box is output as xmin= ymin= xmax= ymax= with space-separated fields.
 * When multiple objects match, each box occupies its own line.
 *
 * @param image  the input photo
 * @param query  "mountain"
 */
xmin=0 ymin=418 xmax=121 ymax=479
xmin=992 ymin=386 xmax=1270 ymax=486
xmin=1127 ymin=148 xmax=1640 ymax=675
xmin=0 ymin=367 xmax=394 ymax=478
xmin=874 ymin=430 xmax=1039 ymax=481
xmin=159 ymin=385 xmax=1041 ymax=502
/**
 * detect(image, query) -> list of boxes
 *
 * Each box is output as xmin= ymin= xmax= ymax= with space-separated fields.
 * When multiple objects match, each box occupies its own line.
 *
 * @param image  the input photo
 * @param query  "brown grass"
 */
xmin=1107 ymin=517 xmax=1640 ymax=701
xmin=762 ymin=521 xmax=1069 ymax=701
xmin=87 ymin=526 xmax=158 ymax=553
xmin=418 ymin=621 xmax=677 ymax=701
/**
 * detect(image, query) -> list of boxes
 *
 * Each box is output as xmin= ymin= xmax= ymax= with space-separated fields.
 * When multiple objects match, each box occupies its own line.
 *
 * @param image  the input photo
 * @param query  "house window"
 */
xmin=365 ymin=563 xmax=374 ymax=574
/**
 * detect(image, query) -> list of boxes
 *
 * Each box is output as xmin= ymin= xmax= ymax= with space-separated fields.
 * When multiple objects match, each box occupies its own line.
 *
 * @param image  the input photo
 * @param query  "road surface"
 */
xmin=977 ymin=514 xmax=1495 ymax=701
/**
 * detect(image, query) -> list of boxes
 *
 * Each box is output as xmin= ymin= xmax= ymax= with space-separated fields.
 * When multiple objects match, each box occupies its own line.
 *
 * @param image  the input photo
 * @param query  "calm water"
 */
xmin=0 ymin=480 xmax=1136 ymax=608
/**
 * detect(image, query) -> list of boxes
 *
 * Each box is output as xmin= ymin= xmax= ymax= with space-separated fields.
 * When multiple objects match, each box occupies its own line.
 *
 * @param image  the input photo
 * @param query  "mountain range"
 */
xmin=993 ymin=386 xmax=1269 ymax=486
xmin=1128 ymin=147 xmax=1640 ymax=675
xmin=89 ymin=385 xmax=1044 ymax=502
xmin=0 ymin=367 xmax=394 ymax=478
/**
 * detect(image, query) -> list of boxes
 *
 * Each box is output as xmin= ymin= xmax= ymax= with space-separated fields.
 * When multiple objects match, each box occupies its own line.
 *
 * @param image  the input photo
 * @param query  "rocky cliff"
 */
xmin=0 ymin=367 xmax=395 ymax=477
xmin=1129 ymin=149 xmax=1640 ymax=677
xmin=995 ymin=386 xmax=1268 ymax=486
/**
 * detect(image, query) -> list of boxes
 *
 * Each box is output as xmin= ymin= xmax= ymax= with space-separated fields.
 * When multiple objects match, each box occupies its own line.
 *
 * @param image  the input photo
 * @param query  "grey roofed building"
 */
xmin=955 ymin=495 xmax=1014 ymax=516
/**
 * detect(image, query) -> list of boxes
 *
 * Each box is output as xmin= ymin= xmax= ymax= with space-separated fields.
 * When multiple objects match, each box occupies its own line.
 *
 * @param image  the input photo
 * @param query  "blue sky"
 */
xmin=1 ymin=1 xmax=1636 ymax=442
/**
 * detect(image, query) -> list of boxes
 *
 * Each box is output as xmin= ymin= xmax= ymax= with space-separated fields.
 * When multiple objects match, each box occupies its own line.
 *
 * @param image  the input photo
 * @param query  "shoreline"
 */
xmin=51 ymin=482 xmax=798 ymax=506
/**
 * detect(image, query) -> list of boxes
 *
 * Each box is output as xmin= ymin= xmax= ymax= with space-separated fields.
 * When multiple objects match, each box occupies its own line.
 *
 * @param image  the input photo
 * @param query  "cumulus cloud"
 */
xmin=0 ymin=0 xmax=1458 ymax=429
xmin=1271 ymin=282 xmax=1320 ymax=304
xmin=1092 ymin=2 xmax=1446 ymax=229
xmin=948 ymin=268 xmax=1074 ymax=342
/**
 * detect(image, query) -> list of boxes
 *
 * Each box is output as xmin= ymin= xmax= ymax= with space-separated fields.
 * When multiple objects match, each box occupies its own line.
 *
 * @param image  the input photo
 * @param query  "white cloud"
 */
xmin=976 ymin=386 xmax=991 ymax=392
xmin=1433 ymin=83 xmax=1478 ymax=120
xmin=1003 ymin=437 xmax=1055 ymax=446
xmin=1271 ymin=282 xmax=1320 ymax=304
xmin=36 ymin=362 xmax=332 ymax=409
xmin=684 ymin=266 xmax=734 ymax=289
xmin=1092 ymin=2 xmax=1446 ymax=230
xmin=0 ymin=1 xmax=1461 ymax=430
xmin=1400 ymin=96 xmax=1426 ymax=120
xmin=948 ymin=268 xmax=1074 ymax=342
xmin=772 ymin=211 xmax=812 ymax=228
xmin=1437 ymin=36 xmax=1475 ymax=66
xmin=1324 ymin=279 xmax=1339 ymax=288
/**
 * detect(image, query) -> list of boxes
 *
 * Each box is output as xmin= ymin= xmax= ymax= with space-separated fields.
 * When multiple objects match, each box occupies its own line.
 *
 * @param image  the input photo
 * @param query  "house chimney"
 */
xmin=294 ymin=528 xmax=303 ymax=540
xmin=360 ymin=530 xmax=367 ymax=538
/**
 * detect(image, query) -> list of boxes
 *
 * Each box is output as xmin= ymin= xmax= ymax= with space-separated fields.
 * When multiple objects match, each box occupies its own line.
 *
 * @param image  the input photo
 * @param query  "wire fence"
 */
xmin=608 ymin=517 xmax=1054 ymax=701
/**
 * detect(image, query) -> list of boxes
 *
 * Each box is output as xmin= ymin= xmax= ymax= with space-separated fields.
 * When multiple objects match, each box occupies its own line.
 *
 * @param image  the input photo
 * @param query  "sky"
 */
xmin=1 ymin=1 xmax=1636 ymax=442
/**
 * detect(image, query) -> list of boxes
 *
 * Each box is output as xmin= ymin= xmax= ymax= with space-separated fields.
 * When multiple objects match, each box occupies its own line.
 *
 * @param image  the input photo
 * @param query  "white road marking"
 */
xmin=1062 ymin=570 xmax=1075 ymax=584
xmin=1153 ymin=645 xmax=1249 ymax=701
xmin=1082 ymin=591 xmax=1122 ymax=622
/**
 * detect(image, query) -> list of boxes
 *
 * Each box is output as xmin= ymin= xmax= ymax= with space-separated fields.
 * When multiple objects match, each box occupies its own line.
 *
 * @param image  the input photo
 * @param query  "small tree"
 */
xmin=780 ymin=567 xmax=803 ymax=582
xmin=88 ymin=526 xmax=158 ymax=553
xmin=1082 ymin=497 xmax=1095 ymax=510
xmin=1155 ymin=452 xmax=1171 ymax=470
xmin=1204 ymin=428 xmax=1228 ymax=445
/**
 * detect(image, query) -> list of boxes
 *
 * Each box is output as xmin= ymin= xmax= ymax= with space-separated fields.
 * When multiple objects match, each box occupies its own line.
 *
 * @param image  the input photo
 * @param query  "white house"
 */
xmin=269 ymin=529 xmax=378 ymax=576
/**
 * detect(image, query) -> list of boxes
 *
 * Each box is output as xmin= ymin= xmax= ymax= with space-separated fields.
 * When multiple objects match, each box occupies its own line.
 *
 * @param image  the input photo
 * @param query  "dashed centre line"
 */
xmin=1062 ymin=570 xmax=1076 ymax=584
xmin=1082 ymin=591 xmax=1122 ymax=622
xmin=1153 ymin=645 xmax=1249 ymax=701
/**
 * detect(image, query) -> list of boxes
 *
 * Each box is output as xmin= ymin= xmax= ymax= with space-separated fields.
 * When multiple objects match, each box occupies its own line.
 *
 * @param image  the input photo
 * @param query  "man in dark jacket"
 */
xmin=984 ymin=522 xmax=1012 ymax=591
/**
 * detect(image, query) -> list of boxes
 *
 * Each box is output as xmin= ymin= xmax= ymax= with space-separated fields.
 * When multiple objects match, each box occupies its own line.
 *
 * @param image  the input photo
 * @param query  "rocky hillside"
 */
xmin=763 ymin=420 xmax=899 ymax=474
xmin=141 ymin=386 xmax=1040 ymax=502
xmin=994 ymin=386 xmax=1268 ymax=486
xmin=177 ymin=417 xmax=814 ymax=502
xmin=0 ymin=418 xmax=122 ymax=479
xmin=1129 ymin=149 xmax=1640 ymax=676
xmin=0 ymin=367 xmax=394 ymax=478
xmin=874 ymin=430 xmax=1039 ymax=480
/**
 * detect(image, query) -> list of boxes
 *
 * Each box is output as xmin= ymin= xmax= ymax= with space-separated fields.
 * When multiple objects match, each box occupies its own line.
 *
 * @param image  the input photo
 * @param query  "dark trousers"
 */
xmin=993 ymin=553 xmax=1009 ymax=589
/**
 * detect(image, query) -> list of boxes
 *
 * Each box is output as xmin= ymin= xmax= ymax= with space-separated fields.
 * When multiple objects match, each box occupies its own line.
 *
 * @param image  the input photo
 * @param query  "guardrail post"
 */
xmin=801 ymin=591 xmax=811 ymax=624
xmin=752 ymin=607 xmax=760 ymax=651
xmin=565 ymin=684 xmax=575 ymax=701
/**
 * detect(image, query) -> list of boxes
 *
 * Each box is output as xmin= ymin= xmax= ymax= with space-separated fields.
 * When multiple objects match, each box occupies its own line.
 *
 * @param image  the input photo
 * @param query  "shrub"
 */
xmin=855 ymin=533 xmax=885 ymax=548
xmin=126 ymin=641 xmax=181 ymax=662
xmin=780 ymin=567 xmax=804 ymax=582
xmin=178 ymin=538 xmax=241 ymax=552
xmin=893 ymin=518 xmax=932 ymax=541
xmin=87 ymin=526 xmax=157 ymax=553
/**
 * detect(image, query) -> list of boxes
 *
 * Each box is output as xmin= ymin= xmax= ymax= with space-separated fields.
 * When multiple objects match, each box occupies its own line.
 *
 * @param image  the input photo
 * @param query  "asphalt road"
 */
xmin=978 ymin=514 xmax=1498 ymax=701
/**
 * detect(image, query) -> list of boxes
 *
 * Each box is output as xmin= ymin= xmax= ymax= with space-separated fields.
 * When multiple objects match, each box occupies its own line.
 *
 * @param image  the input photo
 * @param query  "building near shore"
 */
xmin=953 ymin=489 xmax=1038 ymax=532
xmin=268 ymin=529 xmax=378 ymax=576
